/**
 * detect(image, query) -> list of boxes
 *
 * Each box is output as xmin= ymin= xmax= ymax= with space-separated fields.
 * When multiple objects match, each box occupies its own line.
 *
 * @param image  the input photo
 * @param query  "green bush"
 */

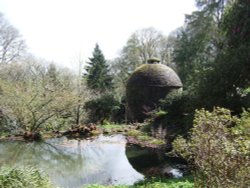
xmin=0 ymin=166 xmax=53 ymax=188
xmin=147 ymin=91 xmax=195 ymax=145
xmin=173 ymin=107 xmax=250 ymax=187
xmin=159 ymin=90 xmax=195 ymax=116
xmin=84 ymin=93 xmax=120 ymax=124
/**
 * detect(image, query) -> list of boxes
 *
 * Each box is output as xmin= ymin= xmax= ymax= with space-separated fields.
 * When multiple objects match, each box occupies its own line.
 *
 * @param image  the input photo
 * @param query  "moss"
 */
xmin=127 ymin=64 xmax=182 ymax=87
xmin=147 ymin=57 xmax=161 ymax=64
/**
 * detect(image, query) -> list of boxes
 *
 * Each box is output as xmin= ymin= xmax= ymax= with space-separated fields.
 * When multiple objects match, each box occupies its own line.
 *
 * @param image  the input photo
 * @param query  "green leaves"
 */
xmin=173 ymin=107 xmax=250 ymax=187
xmin=84 ymin=44 xmax=113 ymax=92
xmin=84 ymin=93 xmax=120 ymax=124
xmin=0 ymin=166 xmax=53 ymax=188
xmin=0 ymin=60 xmax=85 ymax=135
xmin=173 ymin=0 xmax=250 ymax=112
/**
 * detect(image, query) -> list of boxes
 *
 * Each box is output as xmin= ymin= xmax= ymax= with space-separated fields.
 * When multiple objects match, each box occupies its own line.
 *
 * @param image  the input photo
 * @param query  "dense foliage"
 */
xmin=83 ymin=44 xmax=122 ymax=123
xmin=84 ymin=93 xmax=120 ymax=124
xmin=173 ymin=0 xmax=250 ymax=112
xmin=149 ymin=91 xmax=195 ymax=144
xmin=173 ymin=107 xmax=250 ymax=187
xmin=0 ymin=166 xmax=53 ymax=188
xmin=0 ymin=59 xmax=92 ymax=137
xmin=84 ymin=44 xmax=113 ymax=92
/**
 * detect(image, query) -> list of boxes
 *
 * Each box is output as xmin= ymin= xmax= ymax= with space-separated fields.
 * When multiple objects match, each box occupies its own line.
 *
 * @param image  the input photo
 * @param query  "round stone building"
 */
xmin=126 ymin=58 xmax=183 ymax=122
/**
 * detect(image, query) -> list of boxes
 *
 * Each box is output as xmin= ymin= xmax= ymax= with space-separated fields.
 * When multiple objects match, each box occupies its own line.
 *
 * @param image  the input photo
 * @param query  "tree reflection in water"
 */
xmin=0 ymin=135 xmax=144 ymax=188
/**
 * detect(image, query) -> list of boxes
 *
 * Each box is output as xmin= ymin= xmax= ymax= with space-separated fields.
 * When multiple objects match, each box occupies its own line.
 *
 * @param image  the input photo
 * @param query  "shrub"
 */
xmin=159 ymin=90 xmax=195 ymax=116
xmin=84 ymin=93 xmax=120 ymax=124
xmin=147 ymin=91 xmax=195 ymax=145
xmin=173 ymin=107 xmax=250 ymax=187
xmin=0 ymin=166 xmax=53 ymax=188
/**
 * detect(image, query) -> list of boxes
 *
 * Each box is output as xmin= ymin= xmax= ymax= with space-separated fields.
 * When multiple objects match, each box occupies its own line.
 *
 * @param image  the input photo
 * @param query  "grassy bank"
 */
xmin=85 ymin=176 xmax=194 ymax=188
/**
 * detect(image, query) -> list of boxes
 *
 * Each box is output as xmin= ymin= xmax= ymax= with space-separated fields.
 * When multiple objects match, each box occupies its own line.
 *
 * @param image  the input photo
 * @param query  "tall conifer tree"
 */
xmin=84 ymin=44 xmax=113 ymax=92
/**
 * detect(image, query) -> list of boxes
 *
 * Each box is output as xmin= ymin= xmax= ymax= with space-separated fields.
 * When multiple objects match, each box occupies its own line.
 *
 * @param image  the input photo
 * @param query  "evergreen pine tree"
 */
xmin=84 ymin=44 xmax=113 ymax=92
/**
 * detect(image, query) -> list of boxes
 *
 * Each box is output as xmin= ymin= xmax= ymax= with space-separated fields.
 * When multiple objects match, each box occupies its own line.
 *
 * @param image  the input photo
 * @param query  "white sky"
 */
xmin=0 ymin=0 xmax=196 ymax=70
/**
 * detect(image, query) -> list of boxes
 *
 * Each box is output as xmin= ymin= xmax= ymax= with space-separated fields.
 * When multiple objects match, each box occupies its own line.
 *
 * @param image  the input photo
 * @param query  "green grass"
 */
xmin=97 ymin=124 xmax=126 ymax=135
xmin=0 ymin=166 xmax=54 ymax=188
xmin=127 ymin=129 xmax=141 ymax=137
xmin=127 ymin=129 xmax=165 ymax=146
xmin=0 ymin=131 xmax=9 ymax=138
xmin=149 ymin=139 xmax=165 ymax=145
xmin=85 ymin=176 xmax=194 ymax=188
xmin=135 ymin=176 xmax=194 ymax=188
xmin=100 ymin=124 xmax=126 ymax=130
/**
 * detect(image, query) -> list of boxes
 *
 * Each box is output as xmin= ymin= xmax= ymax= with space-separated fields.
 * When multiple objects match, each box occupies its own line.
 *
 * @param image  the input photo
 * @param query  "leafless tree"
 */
xmin=121 ymin=27 xmax=175 ymax=65
xmin=133 ymin=27 xmax=164 ymax=63
xmin=0 ymin=13 xmax=26 ymax=64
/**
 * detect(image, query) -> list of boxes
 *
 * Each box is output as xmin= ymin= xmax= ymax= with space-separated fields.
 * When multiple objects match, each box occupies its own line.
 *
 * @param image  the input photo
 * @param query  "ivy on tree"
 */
xmin=84 ymin=44 xmax=113 ymax=92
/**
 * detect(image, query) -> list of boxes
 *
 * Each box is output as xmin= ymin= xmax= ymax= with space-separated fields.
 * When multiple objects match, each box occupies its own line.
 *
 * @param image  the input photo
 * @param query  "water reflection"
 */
xmin=0 ymin=135 xmax=144 ymax=188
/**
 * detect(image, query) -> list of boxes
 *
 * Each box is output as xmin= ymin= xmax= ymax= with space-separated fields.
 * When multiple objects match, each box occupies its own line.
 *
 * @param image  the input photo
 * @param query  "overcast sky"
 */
xmin=0 ymin=0 xmax=196 ymax=69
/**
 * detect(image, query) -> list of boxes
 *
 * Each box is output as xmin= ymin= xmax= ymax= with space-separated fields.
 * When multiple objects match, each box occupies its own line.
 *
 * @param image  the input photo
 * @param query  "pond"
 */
xmin=0 ymin=134 xmax=163 ymax=188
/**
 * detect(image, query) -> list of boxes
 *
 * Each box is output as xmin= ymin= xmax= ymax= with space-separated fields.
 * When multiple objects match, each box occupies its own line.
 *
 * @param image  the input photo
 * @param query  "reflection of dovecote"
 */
xmin=126 ymin=59 xmax=182 ymax=122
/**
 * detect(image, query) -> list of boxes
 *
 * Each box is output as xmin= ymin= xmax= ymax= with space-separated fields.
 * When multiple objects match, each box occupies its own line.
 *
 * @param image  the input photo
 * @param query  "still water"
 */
xmin=0 ymin=135 xmax=146 ymax=188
